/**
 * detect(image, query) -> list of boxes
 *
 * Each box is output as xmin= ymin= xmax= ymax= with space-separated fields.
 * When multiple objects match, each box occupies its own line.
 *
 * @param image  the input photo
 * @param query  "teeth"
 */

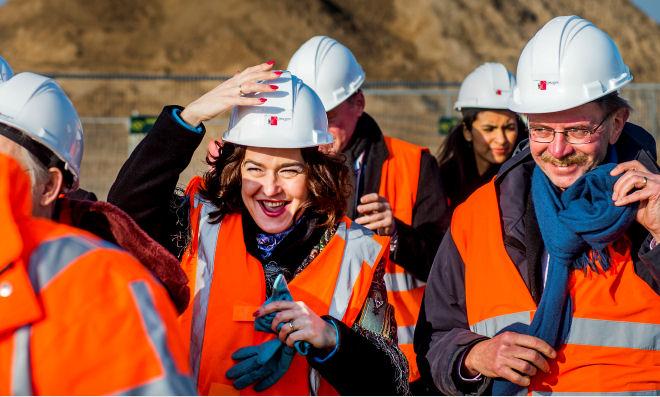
xmin=263 ymin=201 xmax=285 ymax=208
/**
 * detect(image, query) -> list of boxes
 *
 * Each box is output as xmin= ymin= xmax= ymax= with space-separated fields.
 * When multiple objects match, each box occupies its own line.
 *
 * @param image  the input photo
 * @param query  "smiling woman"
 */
xmin=108 ymin=65 xmax=409 ymax=396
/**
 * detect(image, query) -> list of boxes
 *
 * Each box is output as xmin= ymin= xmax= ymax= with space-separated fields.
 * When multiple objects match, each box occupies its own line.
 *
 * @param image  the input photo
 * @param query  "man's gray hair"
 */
xmin=594 ymin=91 xmax=633 ymax=114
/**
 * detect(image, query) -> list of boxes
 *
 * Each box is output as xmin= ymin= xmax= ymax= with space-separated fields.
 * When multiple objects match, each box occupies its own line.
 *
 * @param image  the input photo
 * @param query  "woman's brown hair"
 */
xmin=199 ymin=142 xmax=351 ymax=229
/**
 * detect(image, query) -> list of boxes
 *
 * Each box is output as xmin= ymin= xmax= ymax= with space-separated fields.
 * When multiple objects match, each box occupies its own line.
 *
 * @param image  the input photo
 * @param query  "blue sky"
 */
xmin=632 ymin=0 xmax=660 ymax=22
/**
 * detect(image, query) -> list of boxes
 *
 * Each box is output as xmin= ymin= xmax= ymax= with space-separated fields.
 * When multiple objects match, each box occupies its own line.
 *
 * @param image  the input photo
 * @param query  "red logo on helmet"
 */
xmin=538 ymin=81 xmax=547 ymax=90
xmin=268 ymin=116 xmax=278 ymax=126
xmin=496 ymin=89 xmax=502 ymax=96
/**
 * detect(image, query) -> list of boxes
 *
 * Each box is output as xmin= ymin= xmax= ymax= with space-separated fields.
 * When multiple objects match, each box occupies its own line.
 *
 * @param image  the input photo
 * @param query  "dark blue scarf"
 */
xmin=493 ymin=153 xmax=637 ymax=395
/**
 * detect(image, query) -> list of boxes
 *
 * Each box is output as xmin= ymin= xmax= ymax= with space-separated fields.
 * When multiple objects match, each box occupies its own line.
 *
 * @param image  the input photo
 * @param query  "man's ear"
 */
xmin=39 ymin=167 xmax=64 ymax=207
xmin=608 ymin=107 xmax=630 ymax=145
xmin=352 ymin=90 xmax=366 ymax=116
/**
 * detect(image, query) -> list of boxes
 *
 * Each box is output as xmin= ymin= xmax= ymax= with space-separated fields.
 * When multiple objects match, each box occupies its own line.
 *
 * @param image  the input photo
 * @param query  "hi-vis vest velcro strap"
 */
xmin=471 ymin=313 xmax=660 ymax=351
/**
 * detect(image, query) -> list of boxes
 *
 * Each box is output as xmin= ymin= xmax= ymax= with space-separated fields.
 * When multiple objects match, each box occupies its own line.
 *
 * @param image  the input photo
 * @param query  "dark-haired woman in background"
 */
xmin=437 ymin=63 xmax=527 ymax=211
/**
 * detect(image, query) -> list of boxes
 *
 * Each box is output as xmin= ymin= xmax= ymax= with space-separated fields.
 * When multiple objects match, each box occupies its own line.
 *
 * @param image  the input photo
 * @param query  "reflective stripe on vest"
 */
xmin=189 ymin=195 xmax=221 ymax=385
xmin=329 ymin=221 xmax=382 ymax=319
xmin=454 ymin=180 xmax=660 ymax=394
xmin=11 ymin=326 xmax=31 ymax=396
xmin=118 ymin=281 xmax=195 ymax=395
xmin=180 ymin=197 xmax=387 ymax=395
xmin=471 ymin=313 xmax=660 ymax=351
xmin=13 ymin=235 xmax=117 ymax=395
xmin=379 ymin=136 xmax=426 ymax=382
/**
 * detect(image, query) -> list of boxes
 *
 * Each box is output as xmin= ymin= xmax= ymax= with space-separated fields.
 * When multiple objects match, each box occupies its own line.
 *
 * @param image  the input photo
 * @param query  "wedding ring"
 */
xmin=288 ymin=321 xmax=295 ymax=331
xmin=642 ymin=176 xmax=648 ymax=188
xmin=239 ymin=84 xmax=245 ymax=96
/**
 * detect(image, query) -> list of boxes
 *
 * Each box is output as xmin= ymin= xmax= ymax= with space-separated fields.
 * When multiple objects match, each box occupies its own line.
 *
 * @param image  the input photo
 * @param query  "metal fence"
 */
xmin=51 ymin=74 xmax=658 ymax=199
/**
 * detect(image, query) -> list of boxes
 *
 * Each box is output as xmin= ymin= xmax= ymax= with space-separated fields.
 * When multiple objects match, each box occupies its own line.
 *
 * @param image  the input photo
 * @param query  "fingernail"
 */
xmin=266 ymin=60 xmax=275 ymax=65
xmin=252 ymin=310 xmax=260 ymax=317
xmin=259 ymin=98 xmax=267 ymax=103
xmin=274 ymin=71 xmax=283 ymax=76
xmin=270 ymin=85 xmax=278 ymax=90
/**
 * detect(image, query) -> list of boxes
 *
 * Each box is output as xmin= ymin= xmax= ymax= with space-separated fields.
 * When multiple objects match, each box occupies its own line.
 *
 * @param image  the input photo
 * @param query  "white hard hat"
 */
xmin=0 ymin=72 xmax=83 ymax=189
xmin=454 ymin=62 xmax=516 ymax=111
xmin=510 ymin=15 xmax=632 ymax=114
xmin=287 ymin=36 xmax=365 ymax=112
xmin=0 ymin=55 xmax=13 ymax=82
xmin=222 ymin=71 xmax=333 ymax=148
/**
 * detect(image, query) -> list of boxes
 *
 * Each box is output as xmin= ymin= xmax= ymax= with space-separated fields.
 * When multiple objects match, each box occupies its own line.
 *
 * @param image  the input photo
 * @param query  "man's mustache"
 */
xmin=540 ymin=151 xmax=589 ymax=166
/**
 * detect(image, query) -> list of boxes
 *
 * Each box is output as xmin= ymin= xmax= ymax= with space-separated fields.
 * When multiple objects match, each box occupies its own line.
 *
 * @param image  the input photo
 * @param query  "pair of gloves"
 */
xmin=226 ymin=274 xmax=311 ymax=391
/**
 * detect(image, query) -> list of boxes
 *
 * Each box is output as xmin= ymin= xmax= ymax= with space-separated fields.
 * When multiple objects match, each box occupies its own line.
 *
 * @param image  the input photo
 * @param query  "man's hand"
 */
xmin=611 ymin=160 xmax=660 ymax=241
xmin=463 ymin=332 xmax=556 ymax=387
xmin=355 ymin=193 xmax=396 ymax=235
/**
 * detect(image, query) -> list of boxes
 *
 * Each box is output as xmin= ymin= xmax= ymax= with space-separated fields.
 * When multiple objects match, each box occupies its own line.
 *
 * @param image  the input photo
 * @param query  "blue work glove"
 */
xmin=254 ymin=274 xmax=311 ymax=355
xmin=226 ymin=339 xmax=282 ymax=389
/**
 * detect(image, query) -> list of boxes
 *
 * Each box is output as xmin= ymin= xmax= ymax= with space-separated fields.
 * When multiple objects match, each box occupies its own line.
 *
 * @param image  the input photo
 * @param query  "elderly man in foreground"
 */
xmin=416 ymin=15 xmax=659 ymax=395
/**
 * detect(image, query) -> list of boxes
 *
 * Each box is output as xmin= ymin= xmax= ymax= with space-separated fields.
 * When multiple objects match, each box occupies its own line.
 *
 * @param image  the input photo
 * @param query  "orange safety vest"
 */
xmin=179 ymin=177 xmax=389 ymax=395
xmin=0 ymin=156 xmax=192 ymax=395
xmin=452 ymin=180 xmax=660 ymax=394
xmin=378 ymin=136 xmax=426 ymax=382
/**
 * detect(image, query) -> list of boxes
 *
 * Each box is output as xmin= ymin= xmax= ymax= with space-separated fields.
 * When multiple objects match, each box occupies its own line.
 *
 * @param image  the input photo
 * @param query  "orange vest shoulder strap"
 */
xmin=379 ymin=136 xmax=425 ymax=225
xmin=452 ymin=179 xmax=536 ymax=329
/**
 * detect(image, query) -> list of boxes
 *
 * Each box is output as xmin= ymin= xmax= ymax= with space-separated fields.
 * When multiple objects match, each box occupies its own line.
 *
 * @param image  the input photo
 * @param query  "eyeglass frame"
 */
xmin=527 ymin=109 xmax=616 ymax=145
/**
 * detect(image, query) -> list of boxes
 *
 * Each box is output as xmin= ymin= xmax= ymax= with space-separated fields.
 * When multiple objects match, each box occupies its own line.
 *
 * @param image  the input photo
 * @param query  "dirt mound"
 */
xmin=0 ymin=0 xmax=658 ymax=82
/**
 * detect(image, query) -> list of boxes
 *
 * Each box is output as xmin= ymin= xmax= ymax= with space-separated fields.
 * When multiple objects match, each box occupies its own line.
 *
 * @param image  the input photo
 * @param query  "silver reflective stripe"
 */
xmin=469 ymin=311 xmax=531 ymax=338
xmin=11 ymin=326 xmax=32 ymax=396
xmin=397 ymin=325 xmax=415 ymax=345
xmin=117 ymin=281 xmax=195 ymax=395
xmin=384 ymin=271 xmax=425 ymax=292
xmin=328 ymin=222 xmax=383 ymax=320
xmin=28 ymin=235 xmax=116 ymax=291
xmin=567 ymin=318 xmax=660 ymax=350
xmin=532 ymin=390 xmax=660 ymax=395
xmin=190 ymin=198 xmax=221 ymax=386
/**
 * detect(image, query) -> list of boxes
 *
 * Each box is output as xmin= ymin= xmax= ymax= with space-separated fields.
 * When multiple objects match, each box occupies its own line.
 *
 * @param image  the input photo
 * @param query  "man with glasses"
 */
xmin=415 ymin=16 xmax=659 ymax=395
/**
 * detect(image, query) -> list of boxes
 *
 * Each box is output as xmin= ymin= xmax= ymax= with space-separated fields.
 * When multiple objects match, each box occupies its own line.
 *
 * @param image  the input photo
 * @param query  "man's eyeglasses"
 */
xmin=528 ymin=110 xmax=615 ymax=144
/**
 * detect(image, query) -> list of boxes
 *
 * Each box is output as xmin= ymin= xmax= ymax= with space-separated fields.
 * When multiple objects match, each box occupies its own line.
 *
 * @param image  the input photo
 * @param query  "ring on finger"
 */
xmin=288 ymin=321 xmax=295 ymax=331
xmin=641 ymin=176 xmax=648 ymax=188
xmin=238 ymin=84 xmax=245 ymax=96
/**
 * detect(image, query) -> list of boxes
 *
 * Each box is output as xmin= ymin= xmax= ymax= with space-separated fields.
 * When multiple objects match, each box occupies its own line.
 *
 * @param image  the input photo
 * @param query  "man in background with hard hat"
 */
xmin=0 ymin=75 xmax=195 ymax=394
xmin=288 ymin=36 xmax=448 ymax=388
xmin=416 ymin=15 xmax=659 ymax=395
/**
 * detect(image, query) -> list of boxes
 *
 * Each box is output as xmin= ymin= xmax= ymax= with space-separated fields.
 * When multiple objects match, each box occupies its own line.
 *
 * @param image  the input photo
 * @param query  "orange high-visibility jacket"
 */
xmin=378 ymin=136 xmax=426 ymax=381
xmin=452 ymin=180 xmax=660 ymax=394
xmin=0 ymin=155 xmax=194 ymax=395
xmin=179 ymin=178 xmax=389 ymax=395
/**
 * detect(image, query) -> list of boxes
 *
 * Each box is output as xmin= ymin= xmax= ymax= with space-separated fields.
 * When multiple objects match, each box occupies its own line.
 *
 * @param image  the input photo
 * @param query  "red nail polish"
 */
xmin=274 ymin=71 xmax=283 ymax=76
xmin=266 ymin=60 xmax=275 ymax=65
xmin=259 ymin=98 xmax=267 ymax=103
xmin=252 ymin=310 xmax=259 ymax=317
xmin=270 ymin=85 xmax=278 ymax=90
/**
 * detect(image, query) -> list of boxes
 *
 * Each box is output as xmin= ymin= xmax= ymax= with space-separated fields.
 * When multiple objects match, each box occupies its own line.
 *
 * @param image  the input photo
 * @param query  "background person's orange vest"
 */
xmin=180 ymin=179 xmax=389 ymax=395
xmin=378 ymin=136 xmax=426 ymax=382
xmin=1 ymin=220 xmax=192 ymax=395
xmin=452 ymin=180 xmax=660 ymax=394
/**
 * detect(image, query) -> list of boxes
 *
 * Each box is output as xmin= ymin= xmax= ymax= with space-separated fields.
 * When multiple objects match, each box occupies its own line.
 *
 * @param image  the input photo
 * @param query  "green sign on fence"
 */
xmin=437 ymin=116 xmax=459 ymax=136
xmin=129 ymin=115 xmax=157 ymax=134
